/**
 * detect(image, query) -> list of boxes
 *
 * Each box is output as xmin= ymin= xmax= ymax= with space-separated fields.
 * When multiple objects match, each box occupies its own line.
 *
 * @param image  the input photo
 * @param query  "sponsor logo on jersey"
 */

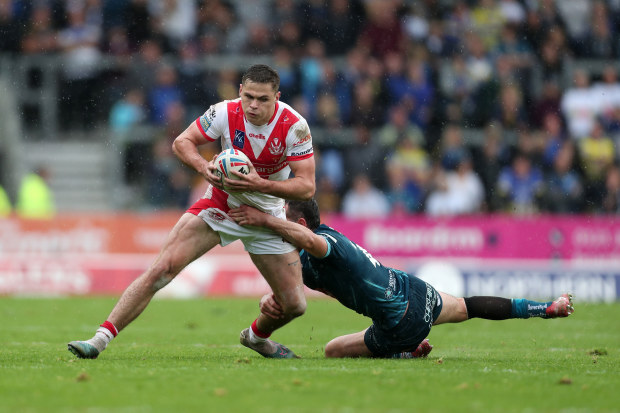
xmin=268 ymin=137 xmax=285 ymax=155
xmin=200 ymin=106 xmax=216 ymax=131
xmin=424 ymin=283 xmax=436 ymax=328
xmin=290 ymin=148 xmax=312 ymax=157
xmin=384 ymin=269 xmax=396 ymax=300
xmin=254 ymin=163 xmax=287 ymax=175
xmin=248 ymin=132 xmax=266 ymax=140
xmin=293 ymin=133 xmax=311 ymax=147
xmin=234 ymin=129 xmax=245 ymax=148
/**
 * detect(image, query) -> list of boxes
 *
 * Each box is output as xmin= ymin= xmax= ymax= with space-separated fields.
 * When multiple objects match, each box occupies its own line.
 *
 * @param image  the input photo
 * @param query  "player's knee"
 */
xmin=147 ymin=260 xmax=179 ymax=292
xmin=324 ymin=340 xmax=341 ymax=358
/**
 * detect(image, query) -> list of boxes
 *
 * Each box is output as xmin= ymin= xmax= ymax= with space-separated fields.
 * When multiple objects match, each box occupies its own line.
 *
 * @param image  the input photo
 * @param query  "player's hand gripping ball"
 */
xmin=213 ymin=149 xmax=251 ymax=184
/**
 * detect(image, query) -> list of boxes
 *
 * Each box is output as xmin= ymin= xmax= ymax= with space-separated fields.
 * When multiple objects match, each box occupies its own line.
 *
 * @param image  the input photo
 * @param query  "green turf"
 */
xmin=1 ymin=296 xmax=619 ymax=412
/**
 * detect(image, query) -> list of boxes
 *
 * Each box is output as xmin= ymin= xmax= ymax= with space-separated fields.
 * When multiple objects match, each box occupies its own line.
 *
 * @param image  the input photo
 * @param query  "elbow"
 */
xmin=171 ymin=137 xmax=182 ymax=157
xmin=301 ymin=181 xmax=316 ymax=201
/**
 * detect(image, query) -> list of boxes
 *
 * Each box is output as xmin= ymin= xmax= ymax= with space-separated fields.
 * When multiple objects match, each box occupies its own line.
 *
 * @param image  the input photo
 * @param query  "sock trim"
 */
xmin=100 ymin=320 xmax=118 ymax=337
xmin=251 ymin=319 xmax=270 ymax=339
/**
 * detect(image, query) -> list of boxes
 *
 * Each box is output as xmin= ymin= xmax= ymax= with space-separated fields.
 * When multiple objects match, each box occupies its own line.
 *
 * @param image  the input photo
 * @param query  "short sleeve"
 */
xmin=286 ymin=119 xmax=313 ymax=161
xmin=195 ymin=101 xmax=228 ymax=142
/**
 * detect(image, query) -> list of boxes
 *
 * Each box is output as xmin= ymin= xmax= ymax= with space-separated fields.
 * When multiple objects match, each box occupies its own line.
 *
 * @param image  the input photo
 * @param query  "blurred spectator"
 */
xmin=274 ymin=21 xmax=302 ymax=55
xmin=530 ymin=80 xmax=562 ymax=129
xmin=492 ymin=83 xmax=527 ymax=131
xmin=537 ymin=30 xmax=566 ymax=84
xmin=378 ymin=105 xmax=425 ymax=149
xmin=146 ymin=138 xmax=190 ymax=209
xmin=148 ymin=64 xmax=183 ymax=125
xmin=198 ymin=0 xmax=246 ymax=54
xmin=177 ymin=41 xmax=215 ymax=118
xmin=243 ymin=22 xmax=272 ymax=55
xmin=385 ymin=160 xmax=424 ymax=215
xmin=539 ymin=112 xmax=567 ymax=172
xmin=20 ymin=3 xmax=57 ymax=55
xmin=385 ymin=122 xmax=430 ymax=188
xmin=593 ymin=66 xmax=620 ymax=130
xmin=439 ymin=55 xmax=475 ymax=123
xmin=149 ymin=0 xmax=197 ymax=52
xmin=0 ymin=0 xmax=25 ymax=55
xmin=127 ymin=40 xmax=165 ymax=93
xmin=299 ymin=38 xmax=328 ymax=112
xmin=349 ymin=77 xmax=385 ymax=128
xmin=580 ymin=1 xmax=616 ymax=59
xmin=470 ymin=0 xmax=504 ymax=50
xmin=16 ymin=167 xmax=55 ymax=219
xmin=297 ymin=0 xmax=329 ymax=42
xmin=124 ymin=0 xmax=153 ymax=49
xmin=343 ymin=124 xmax=386 ymax=190
xmin=57 ymin=5 xmax=103 ymax=129
xmin=426 ymin=152 xmax=484 ymax=216
xmin=602 ymin=164 xmax=620 ymax=214
xmin=104 ymin=25 xmax=131 ymax=58
xmin=496 ymin=152 xmax=544 ymax=214
xmin=0 ymin=182 xmax=11 ymax=217
xmin=215 ymin=68 xmax=241 ymax=101
xmin=439 ymin=124 xmax=466 ymax=170
xmin=314 ymin=147 xmax=344 ymax=214
xmin=272 ymin=46 xmax=300 ymax=100
xmin=342 ymin=173 xmax=390 ymax=219
xmin=357 ymin=0 xmax=404 ymax=58
xmin=555 ymin=0 xmax=594 ymax=42
xmin=539 ymin=142 xmax=583 ymax=213
xmin=323 ymin=0 xmax=365 ymax=56
xmin=400 ymin=59 xmax=434 ymax=130
xmin=471 ymin=123 xmax=511 ymax=211
xmin=109 ymin=88 xmax=146 ymax=136
xmin=577 ymin=120 xmax=615 ymax=209
xmin=561 ymin=69 xmax=597 ymax=139
xmin=493 ymin=24 xmax=534 ymax=93
xmin=498 ymin=0 xmax=526 ymax=25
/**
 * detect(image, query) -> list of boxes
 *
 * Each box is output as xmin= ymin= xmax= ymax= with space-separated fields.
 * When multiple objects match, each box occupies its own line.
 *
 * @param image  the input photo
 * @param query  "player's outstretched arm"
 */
xmin=229 ymin=204 xmax=327 ymax=257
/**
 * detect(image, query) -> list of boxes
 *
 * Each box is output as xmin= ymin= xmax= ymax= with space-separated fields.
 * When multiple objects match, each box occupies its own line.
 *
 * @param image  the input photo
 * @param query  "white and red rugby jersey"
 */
xmin=195 ymin=98 xmax=314 ymax=214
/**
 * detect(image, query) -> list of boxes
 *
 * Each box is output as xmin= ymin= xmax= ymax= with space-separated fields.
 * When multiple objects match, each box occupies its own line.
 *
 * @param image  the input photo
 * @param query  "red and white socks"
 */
xmin=248 ymin=319 xmax=270 ymax=344
xmin=87 ymin=321 xmax=118 ymax=352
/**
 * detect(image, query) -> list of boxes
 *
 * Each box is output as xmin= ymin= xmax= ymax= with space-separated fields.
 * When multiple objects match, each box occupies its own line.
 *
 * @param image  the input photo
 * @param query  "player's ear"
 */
xmin=298 ymin=217 xmax=308 ymax=227
xmin=238 ymin=84 xmax=243 ymax=96
xmin=275 ymin=91 xmax=281 ymax=101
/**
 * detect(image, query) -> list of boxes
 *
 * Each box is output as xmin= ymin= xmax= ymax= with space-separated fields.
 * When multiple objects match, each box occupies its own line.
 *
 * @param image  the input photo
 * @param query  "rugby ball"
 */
xmin=213 ymin=148 xmax=251 ymax=182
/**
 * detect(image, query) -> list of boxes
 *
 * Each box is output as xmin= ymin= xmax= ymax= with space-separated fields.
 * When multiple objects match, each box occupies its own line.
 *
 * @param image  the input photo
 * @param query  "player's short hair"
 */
xmin=241 ymin=64 xmax=280 ymax=91
xmin=287 ymin=199 xmax=321 ymax=231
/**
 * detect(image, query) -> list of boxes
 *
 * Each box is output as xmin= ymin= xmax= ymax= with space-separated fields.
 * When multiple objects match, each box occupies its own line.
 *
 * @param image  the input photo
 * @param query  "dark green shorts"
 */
xmin=364 ymin=275 xmax=442 ymax=357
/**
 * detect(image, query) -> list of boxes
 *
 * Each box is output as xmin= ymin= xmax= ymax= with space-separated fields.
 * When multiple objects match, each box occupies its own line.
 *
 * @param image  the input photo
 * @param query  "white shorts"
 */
xmin=187 ymin=187 xmax=296 ymax=255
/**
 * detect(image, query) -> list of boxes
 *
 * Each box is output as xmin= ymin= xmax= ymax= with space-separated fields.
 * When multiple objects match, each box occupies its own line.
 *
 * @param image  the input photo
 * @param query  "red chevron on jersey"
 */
xmin=225 ymin=101 xmax=301 ymax=178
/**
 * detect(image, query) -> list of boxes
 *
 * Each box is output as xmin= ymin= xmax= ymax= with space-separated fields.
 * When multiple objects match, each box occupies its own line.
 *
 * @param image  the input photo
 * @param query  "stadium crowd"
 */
xmin=2 ymin=0 xmax=620 ymax=215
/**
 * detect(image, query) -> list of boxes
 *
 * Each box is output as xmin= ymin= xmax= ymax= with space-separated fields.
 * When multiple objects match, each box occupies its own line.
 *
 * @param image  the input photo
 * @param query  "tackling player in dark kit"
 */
xmin=229 ymin=199 xmax=574 ymax=358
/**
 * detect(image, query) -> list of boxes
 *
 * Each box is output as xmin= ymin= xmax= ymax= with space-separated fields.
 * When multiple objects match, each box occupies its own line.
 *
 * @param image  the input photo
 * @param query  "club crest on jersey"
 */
xmin=234 ymin=129 xmax=245 ymax=148
xmin=208 ymin=210 xmax=226 ymax=221
xmin=269 ymin=137 xmax=285 ymax=155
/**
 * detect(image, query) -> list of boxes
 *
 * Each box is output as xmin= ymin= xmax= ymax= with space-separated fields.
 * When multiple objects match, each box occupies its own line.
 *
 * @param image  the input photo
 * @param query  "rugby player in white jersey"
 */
xmin=68 ymin=64 xmax=315 ymax=359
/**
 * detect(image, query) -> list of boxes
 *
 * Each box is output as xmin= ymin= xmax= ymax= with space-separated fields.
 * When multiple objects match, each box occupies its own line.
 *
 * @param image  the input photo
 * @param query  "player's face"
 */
xmin=239 ymin=81 xmax=280 ymax=126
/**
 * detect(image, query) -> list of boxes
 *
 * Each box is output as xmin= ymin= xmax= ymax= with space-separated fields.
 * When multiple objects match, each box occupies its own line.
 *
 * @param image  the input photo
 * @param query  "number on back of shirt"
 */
xmin=353 ymin=242 xmax=380 ymax=267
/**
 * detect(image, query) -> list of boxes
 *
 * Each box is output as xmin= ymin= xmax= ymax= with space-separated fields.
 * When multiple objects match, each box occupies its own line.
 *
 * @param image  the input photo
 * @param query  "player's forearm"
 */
xmin=172 ymin=135 xmax=210 ymax=177
xmin=263 ymin=214 xmax=320 ymax=253
xmin=258 ymin=176 xmax=315 ymax=201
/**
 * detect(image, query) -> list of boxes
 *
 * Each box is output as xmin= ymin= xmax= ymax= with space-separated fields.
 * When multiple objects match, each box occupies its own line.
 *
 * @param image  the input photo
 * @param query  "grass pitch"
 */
xmin=1 ymin=296 xmax=619 ymax=412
